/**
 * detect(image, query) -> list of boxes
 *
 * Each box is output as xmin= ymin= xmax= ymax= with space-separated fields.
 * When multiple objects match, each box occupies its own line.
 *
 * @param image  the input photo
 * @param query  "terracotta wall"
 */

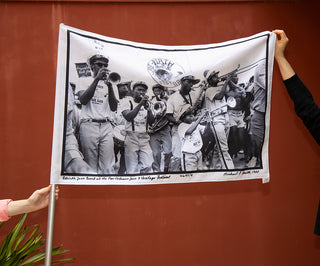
xmin=1 ymin=0 xmax=320 ymax=265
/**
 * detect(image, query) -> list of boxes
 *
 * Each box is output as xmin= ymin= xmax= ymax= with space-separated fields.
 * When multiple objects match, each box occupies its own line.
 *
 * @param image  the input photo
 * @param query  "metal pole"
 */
xmin=209 ymin=121 xmax=228 ymax=170
xmin=45 ymin=184 xmax=56 ymax=266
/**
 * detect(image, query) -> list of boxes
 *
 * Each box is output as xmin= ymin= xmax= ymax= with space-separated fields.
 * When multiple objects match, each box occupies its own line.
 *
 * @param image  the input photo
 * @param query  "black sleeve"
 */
xmin=283 ymin=74 xmax=320 ymax=146
xmin=314 ymin=200 xmax=320 ymax=235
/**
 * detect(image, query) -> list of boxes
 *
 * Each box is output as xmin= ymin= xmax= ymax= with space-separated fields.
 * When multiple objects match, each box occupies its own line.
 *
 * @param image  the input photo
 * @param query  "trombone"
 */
xmin=217 ymin=58 xmax=266 ymax=82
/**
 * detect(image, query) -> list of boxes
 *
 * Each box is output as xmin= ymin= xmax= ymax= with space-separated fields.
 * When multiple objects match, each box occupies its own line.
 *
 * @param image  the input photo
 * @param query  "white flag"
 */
xmin=50 ymin=24 xmax=275 ymax=185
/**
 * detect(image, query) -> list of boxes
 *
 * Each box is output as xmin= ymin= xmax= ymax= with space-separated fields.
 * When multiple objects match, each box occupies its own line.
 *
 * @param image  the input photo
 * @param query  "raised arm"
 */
xmin=79 ymin=68 xmax=109 ymax=105
xmin=272 ymin=29 xmax=296 ymax=80
xmin=214 ymin=75 xmax=231 ymax=100
xmin=122 ymin=98 xmax=145 ymax=122
xmin=185 ymin=111 xmax=208 ymax=135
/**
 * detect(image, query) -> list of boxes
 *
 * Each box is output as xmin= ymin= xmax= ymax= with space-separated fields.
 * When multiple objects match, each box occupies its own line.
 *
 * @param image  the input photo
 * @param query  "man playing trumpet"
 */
xmin=77 ymin=54 xmax=118 ymax=174
xmin=121 ymin=81 xmax=155 ymax=174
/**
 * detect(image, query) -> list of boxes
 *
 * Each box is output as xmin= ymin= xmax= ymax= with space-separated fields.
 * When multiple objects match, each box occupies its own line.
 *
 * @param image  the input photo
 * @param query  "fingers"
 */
xmin=35 ymin=185 xmax=51 ymax=196
xmin=272 ymin=29 xmax=289 ymax=42
xmin=37 ymin=185 xmax=59 ymax=199
xmin=272 ymin=29 xmax=289 ymax=60
xmin=55 ymin=186 xmax=59 ymax=200
xmin=272 ymin=29 xmax=283 ymax=35
xmin=97 ymin=68 xmax=108 ymax=80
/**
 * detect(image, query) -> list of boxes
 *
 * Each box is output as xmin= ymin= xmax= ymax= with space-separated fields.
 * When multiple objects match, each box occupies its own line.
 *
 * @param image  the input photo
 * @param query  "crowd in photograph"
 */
xmin=64 ymin=54 xmax=267 ymax=175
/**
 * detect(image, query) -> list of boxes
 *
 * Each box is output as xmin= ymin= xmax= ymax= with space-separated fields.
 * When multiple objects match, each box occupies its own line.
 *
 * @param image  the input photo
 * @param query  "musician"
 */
xmin=166 ymin=75 xmax=201 ymax=171
xmin=121 ymin=81 xmax=155 ymax=174
xmin=112 ymin=81 xmax=132 ymax=174
xmin=203 ymin=70 xmax=234 ymax=170
xmin=151 ymin=83 xmax=168 ymax=102
xmin=226 ymin=72 xmax=247 ymax=160
xmin=246 ymin=61 xmax=267 ymax=168
xmin=148 ymin=84 xmax=172 ymax=173
xmin=64 ymin=84 xmax=95 ymax=174
xmin=241 ymin=76 xmax=255 ymax=164
xmin=77 ymin=54 xmax=118 ymax=174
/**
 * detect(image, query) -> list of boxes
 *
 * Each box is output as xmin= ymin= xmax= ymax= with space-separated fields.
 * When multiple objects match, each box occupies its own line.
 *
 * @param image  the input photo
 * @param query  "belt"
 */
xmin=126 ymin=131 xmax=149 ymax=137
xmin=81 ymin=118 xmax=108 ymax=123
xmin=182 ymin=150 xmax=202 ymax=156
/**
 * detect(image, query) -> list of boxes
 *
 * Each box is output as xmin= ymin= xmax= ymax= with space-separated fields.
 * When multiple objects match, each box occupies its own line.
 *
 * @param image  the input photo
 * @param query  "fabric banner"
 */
xmin=50 ymin=24 xmax=275 ymax=185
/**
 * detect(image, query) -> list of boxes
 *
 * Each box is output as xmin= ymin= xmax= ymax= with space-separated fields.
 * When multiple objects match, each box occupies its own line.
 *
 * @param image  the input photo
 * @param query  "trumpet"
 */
xmin=140 ymin=95 xmax=151 ymax=109
xmin=103 ymin=71 xmax=121 ymax=84
xmin=216 ymin=64 xmax=241 ymax=82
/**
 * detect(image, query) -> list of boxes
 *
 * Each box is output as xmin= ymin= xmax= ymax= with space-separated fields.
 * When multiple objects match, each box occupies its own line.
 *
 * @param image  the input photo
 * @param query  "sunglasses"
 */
xmin=94 ymin=62 xmax=108 ymax=68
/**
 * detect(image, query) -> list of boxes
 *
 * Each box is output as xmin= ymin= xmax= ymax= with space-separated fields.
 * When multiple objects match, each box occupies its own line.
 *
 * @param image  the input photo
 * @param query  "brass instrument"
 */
xmin=141 ymin=96 xmax=152 ymax=110
xmin=216 ymin=64 xmax=240 ymax=82
xmin=108 ymin=72 xmax=121 ymax=83
xmin=103 ymin=71 xmax=121 ymax=84
xmin=143 ymin=97 xmax=166 ymax=116
xmin=190 ymin=76 xmax=210 ymax=115
xmin=151 ymin=101 xmax=166 ymax=118
xmin=216 ymin=59 xmax=266 ymax=83
xmin=148 ymin=100 xmax=169 ymax=134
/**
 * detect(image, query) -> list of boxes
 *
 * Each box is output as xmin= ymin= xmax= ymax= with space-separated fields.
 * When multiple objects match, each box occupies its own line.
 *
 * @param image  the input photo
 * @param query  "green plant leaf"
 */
xmin=21 ymin=247 xmax=75 ymax=265
xmin=0 ymin=214 xmax=74 ymax=265
xmin=14 ymin=224 xmax=39 ymax=251
xmin=6 ymin=213 xmax=27 ymax=255
xmin=0 ymin=214 xmax=27 ymax=261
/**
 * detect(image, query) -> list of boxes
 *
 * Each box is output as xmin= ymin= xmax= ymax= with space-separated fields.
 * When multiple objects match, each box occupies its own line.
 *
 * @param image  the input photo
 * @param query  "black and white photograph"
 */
xmin=50 ymin=24 xmax=275 ymax=185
